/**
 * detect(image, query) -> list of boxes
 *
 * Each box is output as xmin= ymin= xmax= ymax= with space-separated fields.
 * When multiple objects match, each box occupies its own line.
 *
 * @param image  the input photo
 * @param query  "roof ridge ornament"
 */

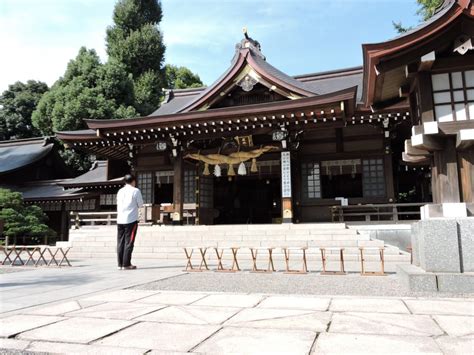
xmin=236 ymin=27 xmax=266 ymax=60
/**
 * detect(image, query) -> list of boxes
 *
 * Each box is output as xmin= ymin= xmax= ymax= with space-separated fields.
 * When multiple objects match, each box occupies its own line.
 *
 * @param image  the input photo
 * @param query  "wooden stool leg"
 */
xmin=250 ymin=249 xmax=258 ymax=271
xmin=58 ymin=248 xmax=72 ymax=267
xmin=320 ymin=249 xmax=327 ymax=273
xmin=284 ymin=249 xmax=290 ymax=272
xmin=268 ymin=249 xmax=275 ymax=272
xmin=380 ymin=248 xmax=385 ymax=275
xmin=340 ymin=249 xmax=345 ymax=274
xmin=359 ymin=248 xmax=365 ymax=275
xmin=231 ymin=248 xmax=240 ymax=271
xmin=199 ymin=248 xmax=209 ymax=271
xmin=302 ymin=249 xmax=308 ymax=273
xmin=215 ymin=248 xmax=224 ymax=271
xmin=184 ymin=248 xmax=194 ymax=271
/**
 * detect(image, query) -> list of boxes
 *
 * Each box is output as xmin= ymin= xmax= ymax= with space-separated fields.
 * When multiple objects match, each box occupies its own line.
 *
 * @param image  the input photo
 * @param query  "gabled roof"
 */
xmin=59 ymin=160 xmax=124 ymax=189
xmin=152 ymin=34 xmax=320 ymax=116
xmin=154 ymin=66 xmax=364 ymax=116
xmin=0 ymin=137 xmax=54 ymax=175
xmin=362 ymin=0 xmax=473 ymax=107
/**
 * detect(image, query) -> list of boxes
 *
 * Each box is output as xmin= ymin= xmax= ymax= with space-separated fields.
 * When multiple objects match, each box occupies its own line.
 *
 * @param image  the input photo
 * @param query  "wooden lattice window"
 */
xmin=184 ymin=168 xmax=196 ymax=203
xmin=432 ymin=70 xmax=474 ymax=122
xmin=137 ymin=172 xmax=153 ymax=204
xmin=301 ymin=162 xmax=321 ymax=199
xmin=362 ymin=158 xmax=385 ymax=197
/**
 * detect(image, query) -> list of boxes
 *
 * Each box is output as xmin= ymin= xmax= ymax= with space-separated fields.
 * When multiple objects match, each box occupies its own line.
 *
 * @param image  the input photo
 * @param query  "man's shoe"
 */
xmin=117 ymin=266 xmax=123 ymax=270
xmin=123 ymin=265 xmax=137 ymax=270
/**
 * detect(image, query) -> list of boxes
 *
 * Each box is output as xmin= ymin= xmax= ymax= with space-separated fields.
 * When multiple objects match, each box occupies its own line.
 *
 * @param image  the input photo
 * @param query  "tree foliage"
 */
xmin=106 ymin=0 xmax=166 ymax=115
xmin=0 ymin=81 xmax=49 ymax=140
xmin=393 ymin=0 xmax=444 ymax=33
xmin=0 ymin=188 xmax=54 ymax=240
xmin=165 ymin=64 xmax=203 ymax=89
xmin=32 ymin=48 xmax=136 ymax=135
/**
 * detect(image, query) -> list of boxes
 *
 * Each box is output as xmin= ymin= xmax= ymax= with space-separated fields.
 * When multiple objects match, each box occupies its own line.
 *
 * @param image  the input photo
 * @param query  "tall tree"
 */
xmin=106 ymin=0 xmax=166 ymax=115
xmin=165 ymin=64 xmax=203 ymax=90
xmin=393 ymin=0 xmax=444 ymax=33
xmin=0 ymin=81 xmax=48 ymax=140
xmin=32 ymin=47 xmax=136 ymax=135
xmin=32 ymin=47 xmax=137 ymax=172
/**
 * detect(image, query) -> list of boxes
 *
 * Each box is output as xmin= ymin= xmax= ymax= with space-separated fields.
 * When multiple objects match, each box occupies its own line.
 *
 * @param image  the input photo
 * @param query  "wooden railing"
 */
xmin=70 ymin=211 xmax=117 ymax=229
xmin=330 ymin=203 xmax=425 ymax=222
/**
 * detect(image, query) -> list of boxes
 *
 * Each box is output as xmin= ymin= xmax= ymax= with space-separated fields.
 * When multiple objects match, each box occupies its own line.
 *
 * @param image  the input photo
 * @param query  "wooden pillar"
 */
xmin=417 ymin=72 xmax=435 ymax=123
xmin=384 ymin=155 xmax=395 ymax=201
xmin=458 ymin=149 xmax=474 ymax=203
xmin=172 ymin=155 xmax=184 ymax=225
xmin=60 ymin=202 xmax=69 ymax=241
xmin=431 ymin=137 xmax=461 ymax=203
xmin=281 ymin=151 xmax=293 ymax=223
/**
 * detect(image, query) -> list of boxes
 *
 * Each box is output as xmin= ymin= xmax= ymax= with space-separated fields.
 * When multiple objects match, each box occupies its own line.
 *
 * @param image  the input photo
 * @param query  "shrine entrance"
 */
xmin=213 ymin=175 xmax=281 ymax=224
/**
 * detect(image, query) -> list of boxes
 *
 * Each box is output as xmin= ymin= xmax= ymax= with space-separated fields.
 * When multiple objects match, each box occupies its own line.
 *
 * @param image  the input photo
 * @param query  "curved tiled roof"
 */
xmin=0 ymin=138 xmax=53 ymax=175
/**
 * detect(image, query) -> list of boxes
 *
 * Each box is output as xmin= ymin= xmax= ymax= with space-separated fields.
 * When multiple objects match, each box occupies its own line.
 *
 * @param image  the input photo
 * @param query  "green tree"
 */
xmin=393 ymin=0 xmax=444 ymax=33
xmin=106 ymin=0 xmax=166 ymax=115
xmin=32 ymin=47 xmax=136 ymax=136
xmin=0 ymin=188 xmax=54 ymax=241
xmin=0 ymin=81 xmax=49 ymax=140
xmin=165 ymin=64 xmax=203 ymax=90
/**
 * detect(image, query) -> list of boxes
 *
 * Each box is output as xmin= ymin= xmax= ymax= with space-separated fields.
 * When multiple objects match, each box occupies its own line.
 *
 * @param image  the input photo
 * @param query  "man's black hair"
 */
xmin=124 ymin=174 xmax=136 ymax=184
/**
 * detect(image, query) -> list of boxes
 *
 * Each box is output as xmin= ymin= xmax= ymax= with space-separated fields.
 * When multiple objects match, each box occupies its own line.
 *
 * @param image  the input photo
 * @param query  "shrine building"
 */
xmin=57 ymin=0 xmax=474 ymax=225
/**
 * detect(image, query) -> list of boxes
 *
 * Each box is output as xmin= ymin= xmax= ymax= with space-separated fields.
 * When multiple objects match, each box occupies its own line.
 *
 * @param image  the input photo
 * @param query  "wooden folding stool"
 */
xmin=57 ymin=247 xmax=72 ymax=267
xmin=320 ymin=247 xmax=346 ymax=275
xmin=359 ymin=247 xmax=386 ymax=276
xmin=183 ymin=247 xmax=210 ymax=272
xmin=249 ymin=247 xmax=275 ymax=273
xmin=282 ymin=246 xmax=308 ymax=274
xmin=214 ymin=247 xmax=240 ymax=272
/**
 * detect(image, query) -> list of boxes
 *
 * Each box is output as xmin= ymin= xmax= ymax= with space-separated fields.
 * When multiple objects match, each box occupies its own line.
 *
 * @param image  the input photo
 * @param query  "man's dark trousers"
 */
xmin=117 ymin=221 xmax=138 ymax=267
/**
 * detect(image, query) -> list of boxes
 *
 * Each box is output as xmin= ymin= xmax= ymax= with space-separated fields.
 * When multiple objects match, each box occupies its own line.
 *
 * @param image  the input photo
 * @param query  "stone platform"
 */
xmin=61 ymin=223 xmax=410 ymax=273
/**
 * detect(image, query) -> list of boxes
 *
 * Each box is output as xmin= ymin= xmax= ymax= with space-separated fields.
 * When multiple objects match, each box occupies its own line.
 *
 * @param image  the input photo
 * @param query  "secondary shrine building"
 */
xmin=57 ymin=0 xmax=474 ymax=225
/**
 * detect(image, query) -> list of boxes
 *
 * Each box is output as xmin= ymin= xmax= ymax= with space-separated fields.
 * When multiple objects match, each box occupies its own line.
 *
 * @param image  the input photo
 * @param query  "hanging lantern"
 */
xmin=203 ymin=163 xmax=210 ymax=176
xmin=250 ymin=158 xmax=258 ymax=173
xmin=238 ymin=162 xmax=247 ymax=175
xmin=228 ymin=164 xmax=236 ymax=176
xmin=214 ymin=164 xmax=221 ymax=177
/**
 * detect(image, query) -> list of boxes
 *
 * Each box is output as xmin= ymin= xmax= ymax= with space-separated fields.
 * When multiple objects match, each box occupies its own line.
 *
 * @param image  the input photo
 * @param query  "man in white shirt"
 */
xmin=116 ymin=174 xmax=144 ymax=270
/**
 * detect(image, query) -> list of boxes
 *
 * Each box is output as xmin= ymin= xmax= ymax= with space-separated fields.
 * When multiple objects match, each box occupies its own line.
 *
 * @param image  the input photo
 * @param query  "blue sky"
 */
xmin=0 ymin=0 xmax=420 ymax=92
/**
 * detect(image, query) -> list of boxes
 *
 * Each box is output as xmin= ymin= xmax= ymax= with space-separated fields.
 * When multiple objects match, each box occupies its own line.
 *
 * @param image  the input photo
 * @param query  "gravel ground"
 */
xmin=132 ymin=272 xmax=473 ymax=298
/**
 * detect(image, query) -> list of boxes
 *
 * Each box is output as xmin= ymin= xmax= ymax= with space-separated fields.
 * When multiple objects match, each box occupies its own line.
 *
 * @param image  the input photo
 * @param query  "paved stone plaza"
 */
xmin=1 ymin=260 xmax=473 ymax=354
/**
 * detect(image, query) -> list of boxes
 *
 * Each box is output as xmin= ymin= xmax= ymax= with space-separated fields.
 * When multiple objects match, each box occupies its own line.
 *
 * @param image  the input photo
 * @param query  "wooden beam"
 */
xmin=405 ymin=62 xmax=418 ymax=79
xmin=417 ymin=72 xmax=435 ymax=123
xmin=456 ymin=129 xmax=474 ymax=150
xmin=402 ymin=152 xmax=430 ymax=165
xmin=418 ymin=51 xmax=436 ymax=71
xmin=404 ymin=139 xmax=430 ymax=156
xmin=411 ymin=133 xmax=444 ymax=151
xmin=458 ymin=149 xmax=474 ymax=203
xmin=399 ymin=84 xmax=410 ymax=98
xmin=172 ymin=155 xmax=184 ymax=225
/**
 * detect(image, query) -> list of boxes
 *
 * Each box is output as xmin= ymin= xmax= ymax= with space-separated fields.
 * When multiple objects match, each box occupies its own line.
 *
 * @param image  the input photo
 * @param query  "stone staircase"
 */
xmin=60 ymin=223 xmax=410 ymax=272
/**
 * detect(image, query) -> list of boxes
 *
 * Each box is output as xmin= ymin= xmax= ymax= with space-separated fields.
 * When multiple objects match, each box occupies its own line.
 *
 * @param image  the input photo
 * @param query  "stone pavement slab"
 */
xmin=135 ymin=292 xmax=208 ymax=305
xmin=329 ymin=298 xmax=410 ymax=313
xmin=313 ymin=333 xmax=443 ymax=354
xmin=26 ymin=340 xmax=147 ymax=354
xmin=329 ymin=312 xmax=443 ymax=336
xmin=23 ymin=300 xmax=102 ymax=316
xmin=0 ymin=338 xmax=30 ymax=351
xmin=435 ymin=336 xmax=474 ymax=355
xmin=17 ymin=317 xmax=134 ymax=344
xmin=82 ymin=289 xmax=160 ymax=303
xmin=192 ymin=294 xmax=264 ymax=308
xmin=65 ymin=301 xmax=164 ymax=320
xmin=136 ymin=305 xmax=241 ymax=325
xmin=194 ymin=327 xmax=316 ymax=354
xmin=224 ymin=307 xmax=331 ymax=331
xmin=257 ymin=295 xmax=330 ymax=310
xmin=95 ymin=322 xmax=220 ymax=351
xmin=433 ymin=315 xmax=474 ymax=337
xmin=404 ymin=299 xmax=474 ymax=315
xmin=0 ymin=315 xmax=63 ymax=337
